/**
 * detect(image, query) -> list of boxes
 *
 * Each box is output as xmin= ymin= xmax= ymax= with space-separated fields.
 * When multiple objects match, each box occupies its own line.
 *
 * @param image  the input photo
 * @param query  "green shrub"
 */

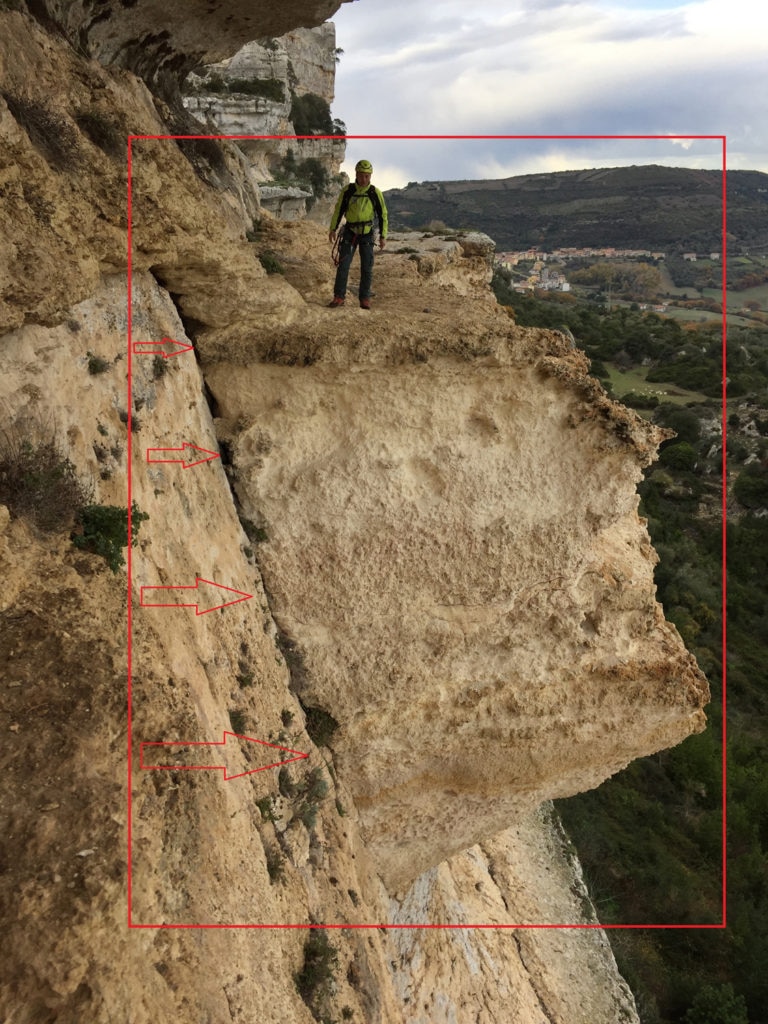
xmin=75 ymin=110 xmax=125 ymax=159
xmin=653 ymin=404 xmax=702 ymax=444
xmin=0 ymin=433 xmax=91 ymax=532
xmin=229 ymin=709 xmax=247 ymax=734
xmin=295 ymin=766 xmax=327 ymax=806
xmin=72 ymin=501 xmax=148 ymax=572
xmin=259 ymin=251 xmax=284 ymax=275
xmin=199 ymin=73 xmax=226 ymax=93
xmin=302 ymin=704 xmax=339 ymax=748
xmin=256 ymin=795 xmax=278 ymax=822
xmin=4 ymin=93 xmax=80 ymax=170
xmin=190 ymin=73 xmax=285 ymax=102
xmin=294 ymin=931 xmax=339 ymax=1016
xmin=227 ymin=77 xmax=285 ymax=102
xmin=152 ymin=355 xmax=169 ymax=380
xmin=176 ymin=136 xmax=228 ymax=178
xmin=265 ymin=845 xmax=285 ymax=884
xmin=659 ymin=442 xmax=697 ymax=471
xmin=294 ymin=767 xmax=329 ymax=831
xmin=622 ymin=391 xmax=659 ymax=410
xmin=734 ymin=465 xmax=768 ymax=509
xmin=684 ymin=984 xmax=748 ymax=1024
xmin=239 ymin=516 xmax=268 ymax=543
xmin=278 ymin=766 xmax=296 ymax=799
xmin=290 ymin=92 xmax=333 ymax=136
xmin=297 ymin=157 xmax=329 ymax=197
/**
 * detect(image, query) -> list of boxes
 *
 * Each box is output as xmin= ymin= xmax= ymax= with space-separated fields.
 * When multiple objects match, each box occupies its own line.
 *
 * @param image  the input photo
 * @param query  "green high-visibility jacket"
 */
xmin=330 ymin=184 xmax=388 ymax=238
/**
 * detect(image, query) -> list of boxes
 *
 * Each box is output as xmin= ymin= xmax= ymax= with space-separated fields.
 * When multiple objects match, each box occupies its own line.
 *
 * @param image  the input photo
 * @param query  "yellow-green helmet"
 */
xmin=355 ymin=159 xmax=373 ymax=174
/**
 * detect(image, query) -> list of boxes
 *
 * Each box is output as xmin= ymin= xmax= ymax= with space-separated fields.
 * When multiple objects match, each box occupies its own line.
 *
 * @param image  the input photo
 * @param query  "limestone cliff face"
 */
xmin=0 ymin=5 xmax=706 ymax=1024
xmin=183 ymin=26 xmax=346 ymax=220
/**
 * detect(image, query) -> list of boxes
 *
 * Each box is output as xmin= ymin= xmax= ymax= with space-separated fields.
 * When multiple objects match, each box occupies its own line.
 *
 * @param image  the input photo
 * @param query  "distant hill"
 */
xmin=384 ymin=165 xmax=768 ymax=253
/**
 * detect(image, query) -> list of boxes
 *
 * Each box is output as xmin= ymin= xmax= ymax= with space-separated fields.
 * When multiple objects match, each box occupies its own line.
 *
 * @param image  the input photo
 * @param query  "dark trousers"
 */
xmin=334 ymin=227 xmax=375 ymax=299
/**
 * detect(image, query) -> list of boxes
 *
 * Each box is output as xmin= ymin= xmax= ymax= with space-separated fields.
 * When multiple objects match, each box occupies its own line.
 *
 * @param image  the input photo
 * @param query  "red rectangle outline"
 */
xmin=127 ymin=133 xmax=727 ymax=930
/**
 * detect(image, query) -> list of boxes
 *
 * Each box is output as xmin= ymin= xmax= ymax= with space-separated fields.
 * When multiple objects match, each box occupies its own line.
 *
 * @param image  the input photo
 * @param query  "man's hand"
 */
xmin=379 ymin=238 xmax=386 ymax=251
xmin=329 ymin=230 xmax=336 ymax=243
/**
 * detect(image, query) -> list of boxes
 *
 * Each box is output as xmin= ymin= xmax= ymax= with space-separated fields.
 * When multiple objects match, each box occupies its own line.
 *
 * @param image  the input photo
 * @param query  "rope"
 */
xmin=331 ymin=228 xmax=359 ymax=267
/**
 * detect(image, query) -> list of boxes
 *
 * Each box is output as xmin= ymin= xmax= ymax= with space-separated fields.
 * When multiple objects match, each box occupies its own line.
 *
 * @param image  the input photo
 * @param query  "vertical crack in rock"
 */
xmin=510 ymin=932 xmax=557 ymax=1024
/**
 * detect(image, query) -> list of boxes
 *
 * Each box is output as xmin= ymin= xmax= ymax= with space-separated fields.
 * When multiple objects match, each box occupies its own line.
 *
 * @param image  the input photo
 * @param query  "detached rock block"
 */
xmin=208 ymin=324 xmax=709 ymax=891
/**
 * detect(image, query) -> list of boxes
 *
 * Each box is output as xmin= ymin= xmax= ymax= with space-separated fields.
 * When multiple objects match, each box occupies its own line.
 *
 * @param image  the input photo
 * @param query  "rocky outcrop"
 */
xmin=183 ymin=26 xmax=346 ymax=219
xmin=0 ymin=5 xmax=706 ymax=1023
xmin=29 ymin=0 xmax=350 ymax=94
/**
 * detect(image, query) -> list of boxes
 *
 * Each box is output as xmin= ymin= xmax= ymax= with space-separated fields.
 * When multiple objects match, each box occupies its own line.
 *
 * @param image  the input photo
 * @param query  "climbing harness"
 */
xmin=330 ymin=183 xmax=383 ymax=266
xmin=331 ymin=226 xmax=363 ymax=267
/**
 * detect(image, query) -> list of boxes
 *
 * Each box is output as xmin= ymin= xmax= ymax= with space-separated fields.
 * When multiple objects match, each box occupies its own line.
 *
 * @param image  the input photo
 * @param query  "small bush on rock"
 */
xmin=72 ymin=501 xmax=148 ymax=572
xmin=294 ymin=930 xmax=339 ymax=1017
xmin=0 ymin=431 xmax=91 ymax=532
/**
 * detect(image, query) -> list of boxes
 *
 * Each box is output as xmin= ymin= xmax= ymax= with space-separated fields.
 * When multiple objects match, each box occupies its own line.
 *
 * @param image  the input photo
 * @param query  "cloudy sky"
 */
xmin=330 ymin=0 xmax=766 ymax=190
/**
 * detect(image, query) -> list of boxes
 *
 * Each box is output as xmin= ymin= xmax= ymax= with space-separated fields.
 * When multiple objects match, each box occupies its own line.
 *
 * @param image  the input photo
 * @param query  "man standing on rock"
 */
xmin=328 ymin=159 xmax=388 ymax=309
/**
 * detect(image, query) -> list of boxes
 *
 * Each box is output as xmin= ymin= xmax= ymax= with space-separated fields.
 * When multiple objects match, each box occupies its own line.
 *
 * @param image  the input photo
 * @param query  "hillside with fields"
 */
xmin=384 ymin=165 xmax=768 ymax=253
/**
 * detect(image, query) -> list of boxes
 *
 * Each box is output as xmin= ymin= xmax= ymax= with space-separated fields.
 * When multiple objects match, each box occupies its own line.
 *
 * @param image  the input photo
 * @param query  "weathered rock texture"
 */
xmin=0 ymin=4 xmax=706 ymax=1023
xmin=28 ymin=0 xmax=350 ymax=92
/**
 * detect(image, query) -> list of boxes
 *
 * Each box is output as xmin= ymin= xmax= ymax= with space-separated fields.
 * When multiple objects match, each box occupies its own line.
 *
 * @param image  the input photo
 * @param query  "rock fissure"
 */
xmin=511 ymin=932 xmax=557 ymax=1024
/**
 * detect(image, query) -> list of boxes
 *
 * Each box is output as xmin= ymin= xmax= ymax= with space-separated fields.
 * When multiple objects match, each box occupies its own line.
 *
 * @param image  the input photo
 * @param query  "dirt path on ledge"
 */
xmin=230 ymin=216 xmax=509 ymax=358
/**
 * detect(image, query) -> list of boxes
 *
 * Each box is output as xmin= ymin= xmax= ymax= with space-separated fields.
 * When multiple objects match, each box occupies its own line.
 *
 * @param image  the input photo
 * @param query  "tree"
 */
xmin=655 ymin=405 xmax=702 ymax=445
xmin=683 ymin=983 xmax=748 ymax=1024
xmin=290 ymin=92 xmax=333 ymax=135
xmin=659 ymin=441 xmax=697 ymax=471
xmin=734 ymin=465 xmax=768 ymax=510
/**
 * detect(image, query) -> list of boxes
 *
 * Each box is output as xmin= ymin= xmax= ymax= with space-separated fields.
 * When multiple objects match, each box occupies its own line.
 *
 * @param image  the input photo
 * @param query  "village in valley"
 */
xmin=495 ymin=246 xmax=724 ymax=315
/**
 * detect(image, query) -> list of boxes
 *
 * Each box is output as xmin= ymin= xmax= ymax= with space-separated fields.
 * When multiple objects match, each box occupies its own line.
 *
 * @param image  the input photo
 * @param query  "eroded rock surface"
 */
xmin=204 ymin=224 xmax=708 ymax=890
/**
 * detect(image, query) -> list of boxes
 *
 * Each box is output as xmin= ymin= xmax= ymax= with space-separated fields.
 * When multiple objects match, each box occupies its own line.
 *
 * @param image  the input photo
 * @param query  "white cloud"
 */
xmin=331 ymin=0 xmax=767 ymax=179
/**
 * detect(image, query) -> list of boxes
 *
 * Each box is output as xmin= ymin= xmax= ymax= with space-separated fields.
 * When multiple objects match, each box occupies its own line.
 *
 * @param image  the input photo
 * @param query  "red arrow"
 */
xmin=146 ymin=442 xmax=220 ymax=469
xmin=140 ymin=577 xmax=253 ymax=615
xmin=139 ymin=731 xmax=308 ymax=781
xmin=132 ymin=336 xmax=194 ymax=358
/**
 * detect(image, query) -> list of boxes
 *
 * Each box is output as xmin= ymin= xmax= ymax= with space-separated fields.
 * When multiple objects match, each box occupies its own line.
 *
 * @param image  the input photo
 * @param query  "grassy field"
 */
xmin=604 ymin=363 xmax=708 ymax=406
xmin=703 ymin=282 xmax=768 ymax=310
xmin=659 ymin=305 xmax=758 ymax=329
xmin=658 ymin=264 xmax=703 ymax=298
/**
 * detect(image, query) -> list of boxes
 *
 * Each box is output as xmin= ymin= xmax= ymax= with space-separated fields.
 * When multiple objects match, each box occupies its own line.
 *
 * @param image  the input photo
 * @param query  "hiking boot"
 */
xmin=359 ymin=298 xmax=371 ymax=310
xmin=328 ymin=296 xmax=345 ymax=307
